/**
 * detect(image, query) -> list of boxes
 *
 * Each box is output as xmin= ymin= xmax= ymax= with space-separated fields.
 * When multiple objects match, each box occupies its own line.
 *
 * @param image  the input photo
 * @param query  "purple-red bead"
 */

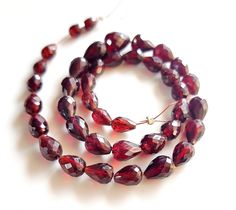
xmin=24 ymin=93 xmax=42 ymax=115
xmin=172 ymin=99 xmax=189 ymax=122
xmin=111 ymin=117 xmax=136 ymax=133
xmin=185 ymin=119 xmax=205 ymax=144
xmin=28 ymin=114 xmax=48 ymax=138
xmin=84 ymin=41 xmax=107 ymax=62
xmin=92 ymin=108 xmax=112 ymax=126
xmin=82 ymin=91 xmax=98 ymax=111
xmin=57 ymin=96 xmax=76 ymax=120
xmin=27 ymin=74 xmax=42 ymax=92
xmin=69 ymin=57 xmax=88 ymax=78
xmin=41 ymin=44 xmax=57 ymax=60
xmin=33 ymin=59 xmax=47 ymax=75
xmin=182 ymin=74 xmax=200 ymax=95
xmin=143 ymin=56 xmax=163 ymax=73
xmin=132 ymin=34 xmax=154 ymax=51
xmin=61 ymin=77 xmax=80 ymax=96
xmin=161 ymin=120 xmax=181 ymax=141
xmin=189 ymin=97 xmax=208 ymax=120
xmin=153 ymin=44 xmax=174 ymax=62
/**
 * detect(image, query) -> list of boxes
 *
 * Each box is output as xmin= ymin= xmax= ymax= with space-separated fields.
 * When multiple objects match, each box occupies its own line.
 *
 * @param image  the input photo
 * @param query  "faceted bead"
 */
xmin=33 ymin=59 xmax=47 ymax=75
xmin=27 ymin=74 xmax=42 ymax=92
xmin=185 ymin=119 xmax=205 ymax=144
xmin=153 ymin=44 xmax=174 ymax=62
xmin=81 ymin=72 xmax=96 ymax=93
xmin=24 ymin=93 xmax=42 ymax=115
xmin=143 ymin=56 xmax=163 ymax=73
xmin=84 ymin=41 xmax=107 ymax=62
xmin=84 ymin=17 xmax=97 ymax=31
xmin=57 ymin=96 xmax=76 ymax=120
xmin=111 ymin=117 xmax=136 ymax=133
xmin=28 ymin=114 xmax=48 ymax=138
xmin=114 ymin=165 xmax=142 ymax=186
xmin=161 ymin=120 xmax=181 ymax=141
xmin=82 ymin=91 xmax=98 ymax=111
xmin=39 ymin=135 xmax=62 ymax=161
xmin=66 ymin=116 xmax=89 ymax=141
xmin=69 ymin=24 xmax=82 ymax=38
xmin=69 ymin=57 xmax=89 ymax=78
xmin=41 ymin=44 xmax=57 ymax=60
xmin=123 ymin=50 xmax=141 ymax=64
xmin=85 ymin=163 xmax=114 ymax=184
xmin=171 ymin=58 xmax=189 ymax=76
xmin=59 ymin=155 xmax=86 ymax=177
xmin=144 ymin=155 xmax=173 ymax=179
xmin=85 ymin=133 xmax=112 ymax=155
xmin=173 ymin=141 xmax=195 ymax=166
xmin=172 ymin=99 xmax=189 ymax=122
xmin=112 ymin=140 xmax=142 ymax=161
xmin=92 ymin=108 xmax=112 ymax=126
xmin=189 ymin=97 xmax=208 ymax=120
xmin=171 ymin=81 xmax=189 ymax=100
xmin=89 ymin=59 xmax=104 ymax=76
xmin=182 ymin=74 xmax=200 ymax=95
xmin=161 ymin=68 xmax=180 ymax=87
xmin=61 ymin=77 xmax=80 ymax=96
xmin=131 ymin=34 xmax=154 ymax=51
xmin=105 ymin=32 xmax=130 ymax=53
xmin=103 ymin=52 xmax=123 ymax=67
xmin=140 ymin=133 xmax=166 ymax=154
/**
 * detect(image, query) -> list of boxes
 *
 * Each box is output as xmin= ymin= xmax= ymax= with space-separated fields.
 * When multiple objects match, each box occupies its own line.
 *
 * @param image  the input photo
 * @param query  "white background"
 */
xmin=0 ymin=0 xmax=235 ymax=209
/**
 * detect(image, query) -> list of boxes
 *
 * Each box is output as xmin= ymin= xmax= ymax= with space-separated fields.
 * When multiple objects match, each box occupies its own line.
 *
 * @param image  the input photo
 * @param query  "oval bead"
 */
xmin=84 ymin=41 xmax=107 ymax=62
xmin=69 ymin=57 xmax=88 ymax=78
xmin=92 ymin=108 xmax=112 ymax=126
xmin=57 ymin=96 xmax=76 ymax=120
xmin=27 ymin=74 xmax=42 ymax=92
xmin=82 ymin=91 xmax=98 ymax=111
xmin=61 ymin=77 xmax=80 ymax=96
xmin=161 ymin=68 xmax=180 ymax=87
xmin=189 ymin=97 xmax=208 ymax=120
xmin=143 ymin=56 xmax=163 ymax=73
xmin=28 ymin=114 xmax=49 ymax=138
xmin=123 ymin=50 xmax=141 ymax=64
xmin=172 ymin=99 xmax=189 ymax=122
xmin=161 ymin=120 xmax=181 ymax=141
xmin=131 ymin=34 xmax=154 ymax=51
xmin=69 ymin=24 xmax=82 ymax=38
xmin=182 ymin=74 xmax=200 ymax=95
xmin=88 ymin=59 xmax=104 ymax=76
xmin=170 ymin=58 xmax=189 ymax=76
xmin=103 ymin=52 xmax=123 ymax=67
xmin=153 ymin=44 xmax=174 ymax=62
xmin=171 ymin=81 xmax=189 ymax=100
xmin=41 ymin=44 xmax=57 ymax=60
xmin=84 ymin=17 xmax=97 ymax=31
xmin=33 ymin=59 xmax=47 ymax=75
xmin=81 ymin=73 xmax=96 ymax=93
xmin=24 ymin=93 xmax=42 ymax=115
xmin=111 ymin=117 xmax=136 ymax=133
xmin=185 ymin=119 xmax=205 ymax=144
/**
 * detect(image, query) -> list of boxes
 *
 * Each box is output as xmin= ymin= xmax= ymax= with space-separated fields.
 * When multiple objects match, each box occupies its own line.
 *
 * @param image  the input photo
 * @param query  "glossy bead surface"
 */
xmin=92 ymin=108 xmax=112 ymax=126
xmin=33 ymin=59 xmax=47 ymax=75
xmin=182 ymin=74 xmax=200 ymax=95
xmin=41 ymin=44 xmax=57 ymax=60
xmin=61 ymin=77 xmax=80 ymax=96
xmin=111 ymin=117 xmax=136 ymax=133
xmin=161 ymin=68 xmax=180 ymax=86
xmin=143 ymin=56 xmax=163 ymax=73
xmin=69 ymin=57 xmax=88 ymax=78
xmin=153 ymin=44 xmax=174 ymax=62
xmin=123 ymin=50 xmax=141 ymax=64
xmin=84 ymin=17 xmax=97 ymax=31
xmin=57 ymin=96 xmax=76 ymax=120
xmin=24 ymin=93 xmax=42 ymax=115
xmin=172 ymin=99 xmax=189 ymax=122
xmin=69 ymin=24 xmax=82 ymax=38
xmin=84 ymin=41 xmax=107 ymax=62
xmin=171 ymin=82 xmax=189 ymax=100
xmin=81 ymin=73 xmax=96 ymax=93
xmin=131 ymin=34 xmax=154 ymax=51
xmin=189 ymin=97 xmax=208 ymax=120
xmin=27 ymin=74 xmax=42 ymax=92
xmin=170 ymin=58 xmax=189 ymax=76
xmin=89 ymin=59 xmax=104 ymax=76
xmin=103 ymin=52 xmax=123 ymax=67
xmin=82 ymin=91 xmax=98 ymax=111
xmin=185 ymin=119 xmax=205 ymax=144
xmin=161 ymin=120 xmax=181 ymax=141
xmin=28 ymin=114 xmax=48 ymax=138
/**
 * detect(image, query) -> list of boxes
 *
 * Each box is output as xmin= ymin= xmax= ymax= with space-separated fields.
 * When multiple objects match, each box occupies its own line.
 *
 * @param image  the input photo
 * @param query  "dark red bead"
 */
xmin=103 ymin=52 xmax=123 ymax=67
xmin=189 ymin=97 xmax=208 ymax=120
xmin=61 ymin=77 xmax=80 ymax=96
xmin=92 ymin=108 xmax=112 ymax=126
xmin=170 ymin=58 xmax=189 ymax=76
xmin=173 ymin=141 xmax=195 ymax=166
xmin=84 ymin=41 xmax=107 ymax=62
xmin=185 ymin=119 xmax=205 ymax=144
xmin=131 ymin=34 xmax=154 ymax=51
xmin=33 ymin=59 xmax=47 ymax=75
xmin=57 ymin=96 xmax=76 ymax=120
xmin=28 ymin=114 xmax=48 ymax=138
xmin=81 ymin=73 xmax=96 ymax=93
xmin=24 ymin=93 xmax=42 ymax=115
xmin=161 ymin=68 xmax=180 ymax=86
xmin=59 ymin=155 xmax=86 ymax=177
xmin=112 ymin=140 xmax=142 ymax=161
xmin=153 ymin=44 xmax=174 ymax=62
xmin=69 ymin=57 xmax=89 ymax=78
xmin=143 ymin=56 xmax=163 ymax=73
xmin=69 ymin=24 xmax=82 ymax=38
xmin=41 ymin=44 xmax=57 ymax=60
xmin=27 ymin=74 xmax=42 ymax=92
xmin=161 ymin=120 xmax=181 ymax=141
xmin=85 ymin=133 xmax=112 ymax=155
xmin=105 ymin=32 xmax=130 ymax=53
xmin=144 ymin=155 xmax=173 ymax=179
xmin=85 ymin=163 xmax=113 ymax=184
xmin=66 ymin=116 xmax=89 ymax=141
xmin=140 ymin=133 xmax=166 ymax=154
xmin=114 ymin=165 xmax=142 ymax=186
xmin=172 ymin=99 xmax=189 ymax=122
xmin=171 ymin=81 xmax=189 ymax=100
xmin=111 ymin=117 xmax=136 ymax=133
xmin=39 ymin=135 xmax=62 ymax=161
xmin=84 ymin=17 xmax=97 ymax=31
xmin=123 ymin=50 xmax=141 ymax=64
xmin=182 ymin=74 xmax=200 ymax=95
xmin=82 ymin=91 xmax=98 ymax=111
xmin=89 ymin=59 xmax=104 ymax=76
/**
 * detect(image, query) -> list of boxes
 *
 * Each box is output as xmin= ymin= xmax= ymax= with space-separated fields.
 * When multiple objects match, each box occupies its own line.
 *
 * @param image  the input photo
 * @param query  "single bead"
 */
xmin=103 ymin=52 xmax=123 ymax=67
xmin=161 ymin=120 xmax=181 ymax=141
xmin=143 ymin=56 xmax=163 ymax=73
xmin=39 ymin=135 xmax=62 ymax=161
xmin=105 ymin=32 xmax=130 ymax=53
xmin=27 ymin=74 xmax=42 ymax=92
xmin=59 ymin=155 xmax=86 ymax=177
xmin=185 ymin=119 xmax=205 ymax=144
xmin=172 ymin=99 xmax=189 ymax=122
xmin=81 ymin=73 xmax=96 ymax=93
xmin=161 ymin=68 xmax=180 ymax=87
xmin=140 ymin=133 xmax=166 ymax=154
xmin=153 ymin=44 xmax=174 ymax=62
xmin=69 ymin=57 xmax=89 ymax=78
xmin=131 ymin=34 xmax=154 ymax=51
xmin=61 ymin=77 xmax=80 ymax=96
xmin=173 ymin=141 xmax=195 ymax=166
xmin=170 ymin=58 xmax=189 ymax=76
xmin=88 ymin=59 xmax=104 ymax=76
xmin=85 ymin=133 xmax=112 ymax=155
xmin=66 ymin=116 xmax=89 ymax=141
xmin=182 ymin=74 xmax=200 ymax=95
xmin=82 ymin=91 xmax=98 ymax=111
xmin=92 ymin=108 xmax=112 ymax=126
xmin=84 ymin=41 xmax=107 ymax=62
xmin=189 ymin=97 xmax=208 ymax=120
xmin=111 ymin=117 xmax=136 ymax=133
xmin=84 ymin=17 xmax=97 ymax=31
xmin=24 ymin=93 xmax=42 ymax=115
xmin=144 ymin=155 xmax=173 ymax=179
xmin=171 ymin=81 xmax=189 ymax=100
xmin=33 ymin=59 xmax=47 ymax=75
xmin=114 ymin=165 xmax=142 ymax=186
xmin=57 ymin=96 xmax=76 ymax=120
xmin=123 ymin=50 xmax=141 ymax=64
xmin=69 ymin=24 xmax=82 ymax=38
xmin=85 ymin=163 xmax=114 ymax=184
xmin=28 ymin=114 xmax=48 ymax=138
xmin=41 ymin=44 xmax=57 ymax=60
xmin=112 ymin=140 xmax=142 ymax=161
